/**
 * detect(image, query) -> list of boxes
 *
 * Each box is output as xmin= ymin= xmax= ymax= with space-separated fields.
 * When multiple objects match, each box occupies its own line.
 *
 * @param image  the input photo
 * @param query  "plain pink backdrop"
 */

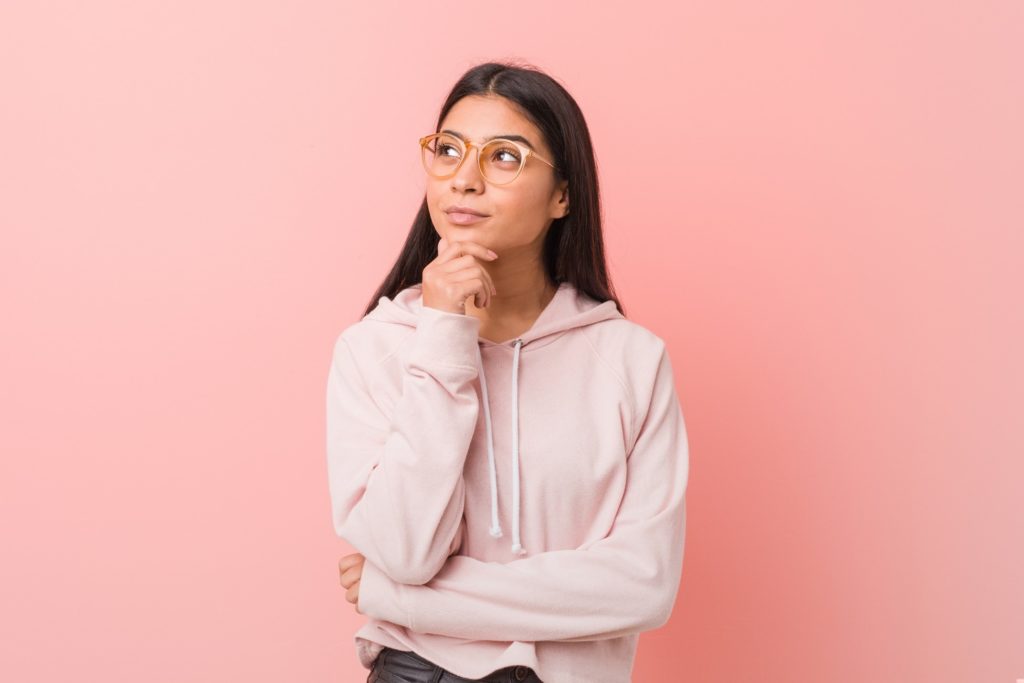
xmin=1 ymin=1 xmax=1021 ymax=681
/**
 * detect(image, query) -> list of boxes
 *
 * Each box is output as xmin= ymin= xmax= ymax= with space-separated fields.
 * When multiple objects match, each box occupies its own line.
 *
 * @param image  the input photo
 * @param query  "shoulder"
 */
xmin=580 ymin=317 xmax=679 ymax=419
xmin=582 ymin=317 xmax=670 ymax=372
xmin=330 ymin=315 xmax=415 ymax=373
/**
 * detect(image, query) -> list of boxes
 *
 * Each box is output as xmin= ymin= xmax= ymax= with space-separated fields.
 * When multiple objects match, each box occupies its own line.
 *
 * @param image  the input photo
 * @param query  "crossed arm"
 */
xmin=348 ymin=343 xmax=690 ymax=643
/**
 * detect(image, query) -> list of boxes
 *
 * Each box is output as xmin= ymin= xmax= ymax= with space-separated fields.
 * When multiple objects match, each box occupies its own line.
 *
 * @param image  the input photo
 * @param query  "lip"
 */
xmin=446 ymin=211 xmax=489 ymax=226
xmin=445 ymin=205 xmax=489 ymax=216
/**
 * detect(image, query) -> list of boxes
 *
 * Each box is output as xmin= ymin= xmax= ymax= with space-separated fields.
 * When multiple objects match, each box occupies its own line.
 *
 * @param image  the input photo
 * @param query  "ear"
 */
xmin=551 ymin=179 xmax=570 ymax=218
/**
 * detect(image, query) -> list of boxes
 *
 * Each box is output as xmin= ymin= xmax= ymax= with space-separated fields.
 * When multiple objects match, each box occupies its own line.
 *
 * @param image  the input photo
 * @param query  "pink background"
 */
xmin=2 ymin=1 xmax=1021 ymax=681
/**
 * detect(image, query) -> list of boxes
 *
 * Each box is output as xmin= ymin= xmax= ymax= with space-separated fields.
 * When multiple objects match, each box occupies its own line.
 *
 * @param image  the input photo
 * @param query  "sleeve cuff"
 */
xmin=406 ymin=304 xmax=481 ymax=371
xmin=358 ymin=558 xmax=414 ymax=628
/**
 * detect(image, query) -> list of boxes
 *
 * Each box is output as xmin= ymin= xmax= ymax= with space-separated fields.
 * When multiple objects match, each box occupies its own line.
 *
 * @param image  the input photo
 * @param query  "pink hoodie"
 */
xmin=326 ymin=281 xmax=689 ymax=683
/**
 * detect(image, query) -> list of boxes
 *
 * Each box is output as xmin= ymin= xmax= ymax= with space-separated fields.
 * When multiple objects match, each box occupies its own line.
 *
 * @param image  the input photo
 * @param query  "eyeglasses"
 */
xmin=419 ymin=132 xmax=556 ymax=185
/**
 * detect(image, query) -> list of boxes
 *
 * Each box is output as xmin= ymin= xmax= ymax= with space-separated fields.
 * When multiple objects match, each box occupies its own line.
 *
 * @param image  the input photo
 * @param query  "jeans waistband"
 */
xmin=371 ymin=646 xmax=543 ymax=683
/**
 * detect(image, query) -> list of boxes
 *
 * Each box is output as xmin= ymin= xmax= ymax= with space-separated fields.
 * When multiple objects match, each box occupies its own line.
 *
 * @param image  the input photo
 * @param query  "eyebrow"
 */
xmin=440 ymin=129 xmax=537 ymax=151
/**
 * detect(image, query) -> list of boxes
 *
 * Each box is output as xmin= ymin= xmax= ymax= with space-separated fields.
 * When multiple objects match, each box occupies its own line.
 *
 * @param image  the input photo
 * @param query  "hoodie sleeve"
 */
xmin=326 ymin=304 xmax=481 ymax=585
xmin=356 ymin=343 xmax=689 ymax=642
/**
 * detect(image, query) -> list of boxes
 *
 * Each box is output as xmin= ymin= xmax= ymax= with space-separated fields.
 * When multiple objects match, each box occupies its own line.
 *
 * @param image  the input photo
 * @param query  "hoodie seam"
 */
xmin=378 ymin=328 xmax=415 ymax=368
xmin=352 ymin=321 xmax=417 ymax=370
xmin=402 ymin=581 xmax=418 ymax=631
xmin=579 ymin=328 xmax=640 ymax=446
xmin=337 ymin=336 xmax=372 ymax=397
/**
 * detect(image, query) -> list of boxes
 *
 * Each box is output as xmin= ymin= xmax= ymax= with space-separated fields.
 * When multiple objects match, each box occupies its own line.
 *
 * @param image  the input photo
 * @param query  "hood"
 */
xmin=364 ymin=281 xmax=624 ymax=555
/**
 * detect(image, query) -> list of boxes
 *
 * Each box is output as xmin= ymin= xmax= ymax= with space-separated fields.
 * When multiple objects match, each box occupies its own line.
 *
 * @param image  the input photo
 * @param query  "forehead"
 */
xmin=439 ymin=95 xmax=545 ymax=151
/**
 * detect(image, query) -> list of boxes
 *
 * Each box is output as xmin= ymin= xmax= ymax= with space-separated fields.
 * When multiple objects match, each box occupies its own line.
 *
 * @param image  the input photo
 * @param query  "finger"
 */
xmin=447 ymin=271 xmax=491 ymax=306
xmin=443 ymin=255 xmax=497 ymax=296
xmin=338 ymin=553 xmax=367 ymax=576
xmin=339 ymin=564 xmax=363 ymax=589
xmin=439 ymin=252 xmax=495 ymax=274
xmin=449 ymin=270 xmax=495 ymax=307
xmin=440 ymin=258 xmax=496 ymax=299
xmin=346 ymin=579 xmax=361 ymax=607
xmin=434 ymin=240 xmax=498 ymax=267
xmin=438 ymin=236 xmax=447 ymax=254
xmin=467 ymin=278 xmax=491 ymax=309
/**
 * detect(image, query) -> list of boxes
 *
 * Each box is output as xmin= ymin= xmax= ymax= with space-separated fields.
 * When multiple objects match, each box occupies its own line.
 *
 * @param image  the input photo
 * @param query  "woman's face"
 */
xmin=425 ymin=95 xmax=569 ymax=253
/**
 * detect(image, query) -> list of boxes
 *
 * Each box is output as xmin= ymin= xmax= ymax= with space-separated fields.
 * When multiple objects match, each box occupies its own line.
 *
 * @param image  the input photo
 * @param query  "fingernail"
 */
xmin=488 ymin=250 xmax=498 ymax=259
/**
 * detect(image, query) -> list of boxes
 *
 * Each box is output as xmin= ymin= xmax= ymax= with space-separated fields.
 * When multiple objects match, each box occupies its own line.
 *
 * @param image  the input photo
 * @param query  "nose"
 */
xmin=450 ymin=144 xmax=484 ymax=191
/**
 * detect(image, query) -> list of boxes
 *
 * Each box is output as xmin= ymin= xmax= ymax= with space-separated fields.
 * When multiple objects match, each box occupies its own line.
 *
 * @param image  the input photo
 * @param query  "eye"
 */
xmin=491 ymin=145 xmax=522 ymax=163
xmin=437 ymin=143 xmax=461 ymax=158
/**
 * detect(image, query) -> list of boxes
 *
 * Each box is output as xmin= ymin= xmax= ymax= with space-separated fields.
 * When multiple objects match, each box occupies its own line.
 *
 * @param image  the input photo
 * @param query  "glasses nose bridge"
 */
xmin=454 ymin=138 xmax=487 ymax=181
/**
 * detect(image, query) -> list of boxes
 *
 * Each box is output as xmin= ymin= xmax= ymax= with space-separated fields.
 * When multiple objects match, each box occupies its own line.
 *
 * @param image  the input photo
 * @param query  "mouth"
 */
xmin=445 ymin=211 xmax=490 ymax=225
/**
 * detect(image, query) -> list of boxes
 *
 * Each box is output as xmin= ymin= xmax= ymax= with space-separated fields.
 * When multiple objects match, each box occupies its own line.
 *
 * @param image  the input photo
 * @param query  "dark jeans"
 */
xmin=368 ymin=645 xmax=545 ymax=683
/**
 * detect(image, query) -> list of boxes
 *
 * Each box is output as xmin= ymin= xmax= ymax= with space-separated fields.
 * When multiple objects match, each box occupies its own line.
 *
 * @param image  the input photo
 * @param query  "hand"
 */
xmin=339 ymin=552 xmax=366 ymax=614
xmin=422 ymin=237 xmax=499 ymax=314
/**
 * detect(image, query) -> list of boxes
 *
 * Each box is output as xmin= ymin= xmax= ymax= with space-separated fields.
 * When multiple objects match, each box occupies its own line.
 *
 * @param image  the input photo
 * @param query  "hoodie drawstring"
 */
xmin=475 ymin=338 xmax=527 ymax=556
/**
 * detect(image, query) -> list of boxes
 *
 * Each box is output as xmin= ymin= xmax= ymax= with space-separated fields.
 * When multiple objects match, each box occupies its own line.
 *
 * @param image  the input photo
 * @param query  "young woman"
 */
xmin=327 ymin=60 xmax=690 ymax=683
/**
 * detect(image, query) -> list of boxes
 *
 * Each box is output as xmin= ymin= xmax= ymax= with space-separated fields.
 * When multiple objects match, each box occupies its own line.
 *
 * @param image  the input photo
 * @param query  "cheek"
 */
xmin=425 ymin=183 xmax=440 ymax=208
xmin=517 ymin=181 xmax=556 ymax=212
xmin=424 ymin=186 xmax=445 ymax=225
